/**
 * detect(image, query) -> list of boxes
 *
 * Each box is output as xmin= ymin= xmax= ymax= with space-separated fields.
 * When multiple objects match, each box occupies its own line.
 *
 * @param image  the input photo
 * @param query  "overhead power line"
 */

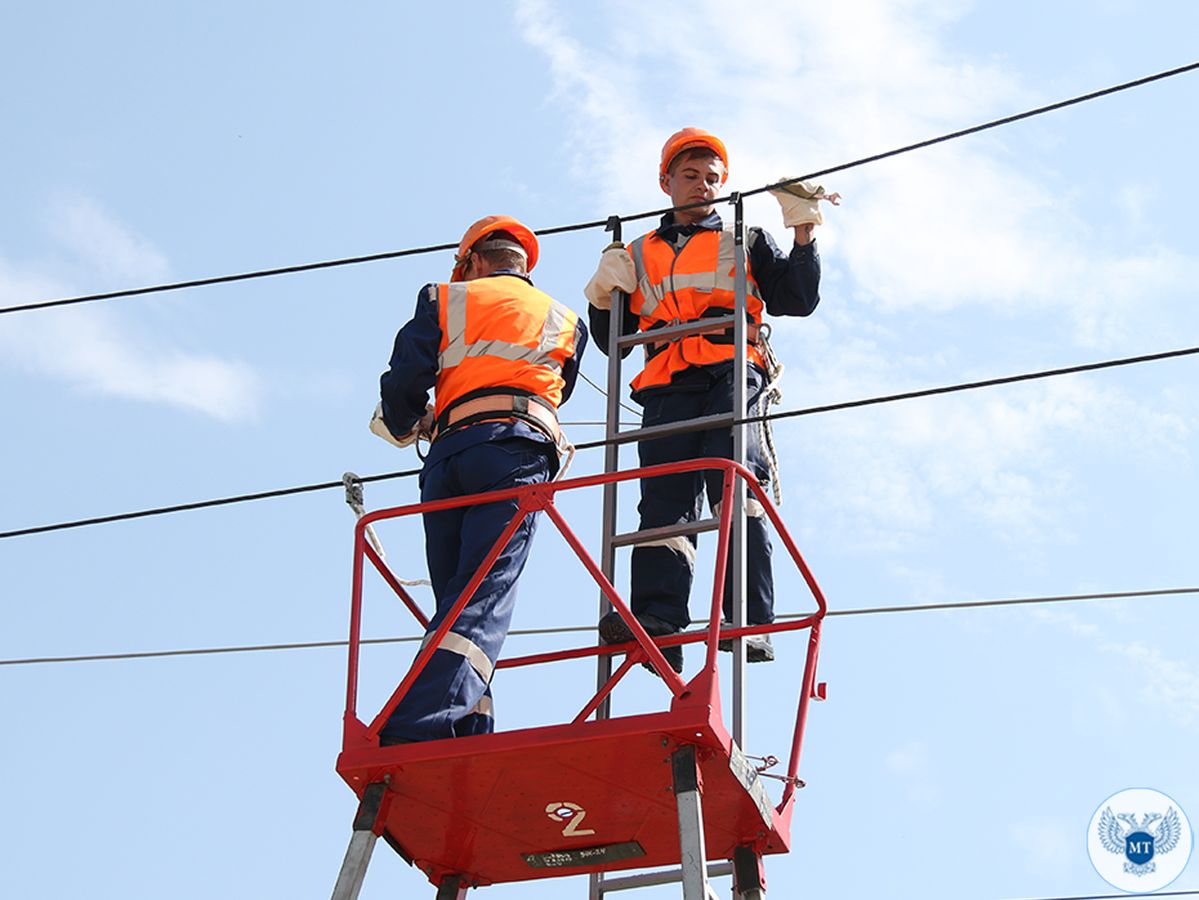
xmin=2 ymin=61 xmax=1196 ymax=317
xmin=1 ymin=587 xmax=1192 ymax=668
xmin=2 ymin=342 xmax=1196 ymax=541
xmin=0 ymin=467 xmax=419 ymax=540
xmin=572 ymin=345 xmax=1199 ymax=452
xmin=999 ymin=892 xmax=1199 ymax=900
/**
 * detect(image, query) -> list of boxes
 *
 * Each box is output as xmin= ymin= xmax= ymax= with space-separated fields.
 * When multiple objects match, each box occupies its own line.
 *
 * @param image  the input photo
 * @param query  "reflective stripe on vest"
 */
xmin=630 ymin=229 xmax=763 ymax=321
xmin=434 ymin=277 xmax=579 ymax=420
xmin=440 ymin=283 xmax=571 ymax=373
xmin=626 ymin=228 xmax=766 ymax=391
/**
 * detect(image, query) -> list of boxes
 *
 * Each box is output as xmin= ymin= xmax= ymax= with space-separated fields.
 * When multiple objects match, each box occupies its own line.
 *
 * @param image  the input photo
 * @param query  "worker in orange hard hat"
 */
xmin=450 ymin=214 xmax=540 ymax=282
xmin=370 ymin=215 xmax=587 ymax=743
xmin=583 ymin=127 xmax=840 ymax=674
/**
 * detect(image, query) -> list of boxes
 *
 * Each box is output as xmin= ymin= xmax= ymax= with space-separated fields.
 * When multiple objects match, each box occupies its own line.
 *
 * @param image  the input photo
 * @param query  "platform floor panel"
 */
xmin=336 ymin=714 xmax=792 ymax=887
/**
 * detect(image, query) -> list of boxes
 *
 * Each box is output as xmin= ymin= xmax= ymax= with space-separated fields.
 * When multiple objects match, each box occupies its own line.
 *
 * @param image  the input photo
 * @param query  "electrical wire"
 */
xmin=2 ymin=587 xmax=1192 ymax=668
xmin=2 ymin=342 xmax=1195 ymax=541
xmin=571 ymin=345 xmax=1199 ymax=452
xmin=998 ymin=892 xmax=1199 ymax=900
xmin=0 ymin=467 xmax=420 ymax=539
xmin=577 ymin=368 xmax=642 ymax=417
xmin=2 ymin=61 xmax=1196 ymax=318
xmin=744 ymin=59 xmax=1199 ymax=200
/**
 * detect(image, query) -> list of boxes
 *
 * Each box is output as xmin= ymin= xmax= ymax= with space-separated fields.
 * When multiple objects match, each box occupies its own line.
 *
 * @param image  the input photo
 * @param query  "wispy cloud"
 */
xmin=1033 ymin=607 xmax=1199 ymax=731
xmin=0 ymin=198 xmax=261 ymax=422
xmin=1005 ymin=817 xmax=1075 ymax=872
xmin=782 ymin=359 xmax=1189 ymax=551
xmin=515 ymin=2 xmax=1195 ymax=546
xmin=883 ymin=739 xmax=942 ymax=810
xmin=45 ymin=194 xmax=170 ymax=284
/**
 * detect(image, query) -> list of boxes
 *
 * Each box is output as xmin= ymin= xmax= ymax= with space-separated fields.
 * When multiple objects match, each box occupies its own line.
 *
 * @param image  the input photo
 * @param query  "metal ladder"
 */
xmin=590 ymin=198 xmax=764 ymax=900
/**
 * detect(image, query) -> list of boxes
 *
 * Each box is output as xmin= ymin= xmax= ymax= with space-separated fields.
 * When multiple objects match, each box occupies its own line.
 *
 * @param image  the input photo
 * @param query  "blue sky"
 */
xmin=2 ymin=2 xmax=1197 ymax=897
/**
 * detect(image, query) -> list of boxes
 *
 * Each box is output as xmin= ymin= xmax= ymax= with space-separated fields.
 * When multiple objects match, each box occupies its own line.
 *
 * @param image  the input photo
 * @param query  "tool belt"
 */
xmin=432 ymin=389 xmax=561 ymax=444
xmin=645 ymin=308 xmax=761 ymax=359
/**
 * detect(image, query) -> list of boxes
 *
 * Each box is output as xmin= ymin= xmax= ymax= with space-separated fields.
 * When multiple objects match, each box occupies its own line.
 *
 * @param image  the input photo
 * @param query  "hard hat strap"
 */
xmin=474 ymin=238 xmax=528 ymax=260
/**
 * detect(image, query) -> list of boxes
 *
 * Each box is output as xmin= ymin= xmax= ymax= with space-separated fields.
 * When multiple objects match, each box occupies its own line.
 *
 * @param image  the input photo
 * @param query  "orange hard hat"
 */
xmin=451 ymin=215 xmax=540 ymax=282
xmin=659 ymin=127 xmax=729 ymax=184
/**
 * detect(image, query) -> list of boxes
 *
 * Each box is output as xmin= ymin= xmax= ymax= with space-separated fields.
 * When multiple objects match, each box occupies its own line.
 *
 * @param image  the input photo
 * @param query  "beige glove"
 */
xmin=583 ymin=243 xmax=636 ymax=310
xmin=770 ymin=178 xmax=841 ymax=227
xmin=369 ymin=402 xmax=434 ymax=449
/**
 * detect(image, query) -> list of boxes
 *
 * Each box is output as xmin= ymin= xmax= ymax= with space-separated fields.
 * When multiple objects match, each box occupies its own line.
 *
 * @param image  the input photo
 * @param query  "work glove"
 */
xmin=769 ymin=178 xmax=841 ymax=227
xmin=369 ymin=402 xmax=434 ymax=449
xmin=583 ymin=243 xmax=636 ymax=310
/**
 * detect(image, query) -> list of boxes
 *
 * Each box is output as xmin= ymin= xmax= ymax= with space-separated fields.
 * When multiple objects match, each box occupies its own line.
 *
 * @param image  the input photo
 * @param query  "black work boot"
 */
xmin=598 ymin=610 xmax=684 ymax=674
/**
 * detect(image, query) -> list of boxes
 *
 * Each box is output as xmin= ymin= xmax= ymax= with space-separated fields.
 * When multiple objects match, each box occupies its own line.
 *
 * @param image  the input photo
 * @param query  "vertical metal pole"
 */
xmin=591 ymin=215 xmax=624 ymax=900
xmin=732 ymin=845 xmax=767 ymax=899
xmin=673 ymin=745 xmax=714 ymax=900
xmin=730 ymin=195 xmax=749 ymax=750
xmin=330 ymin=782 xmax=387 ymax=900
xmin=435 ymin=875 xmax=469 ymax=899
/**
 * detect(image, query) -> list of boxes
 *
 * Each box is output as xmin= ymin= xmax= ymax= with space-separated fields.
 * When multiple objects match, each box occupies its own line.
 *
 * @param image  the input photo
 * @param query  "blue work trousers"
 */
xmin=630 ymin=368 xmax=775 ymax=630
xmin=381 ymin=437 xmax=552 ymax=743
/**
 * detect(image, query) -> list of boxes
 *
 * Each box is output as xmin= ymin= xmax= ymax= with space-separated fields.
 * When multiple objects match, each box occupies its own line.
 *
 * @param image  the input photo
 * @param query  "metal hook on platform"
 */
xmin=747 ymin=753 xmax=806 ymax=788
xmin=343 ymin=472 xmax=432 ymax=589
xmin=343 ymin=471 xmax=388 ymax=561
xmin=748 ymin=754 xmax=780 ymax=774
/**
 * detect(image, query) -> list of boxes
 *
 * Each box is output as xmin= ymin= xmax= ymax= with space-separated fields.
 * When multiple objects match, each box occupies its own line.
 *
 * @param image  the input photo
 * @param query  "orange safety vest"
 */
xmin=626 ymin=227 xmax=765 ymax=392
xmin=435 ymin=275 xmax=580 ymax=434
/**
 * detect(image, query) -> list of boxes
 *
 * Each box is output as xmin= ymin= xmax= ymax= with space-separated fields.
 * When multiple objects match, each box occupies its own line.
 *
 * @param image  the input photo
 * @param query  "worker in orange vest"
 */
xmin=584 ymin=128 xmax=838 ymax=673
xmin=371 ymin=216 xmax=587 ymax=742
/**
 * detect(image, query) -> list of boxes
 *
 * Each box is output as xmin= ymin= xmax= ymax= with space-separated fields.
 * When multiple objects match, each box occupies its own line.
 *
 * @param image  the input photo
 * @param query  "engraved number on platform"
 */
xmin=545 ymin=801 xmax=596 ymax=837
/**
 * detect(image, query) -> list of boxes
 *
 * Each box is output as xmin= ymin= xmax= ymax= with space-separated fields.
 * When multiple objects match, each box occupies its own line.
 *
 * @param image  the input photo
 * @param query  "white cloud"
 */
xmin=1102 ymin=640 xmax=1199 ymax=729
xmin=1033 ymin=607 xmax=1199 ymax=731
xmin=516 ymin=2 xmax=1196 ymax=545
xmin=882 ymin=739 xmax=942 ymax=810
xmin=884 ymin=739 xmax=929 ymax=774
xmin=0 ymin=200 xmax=261 ymax=422
xmin=779 ymin=352 xmax=1189 ymax=549
xmin=1005 ymin=817 xmax=1075 ymax=871
xmin=518 ymin=1 xmax=1195 ymax=338
xmin=46 ymin=195 xmax=170 ymax=284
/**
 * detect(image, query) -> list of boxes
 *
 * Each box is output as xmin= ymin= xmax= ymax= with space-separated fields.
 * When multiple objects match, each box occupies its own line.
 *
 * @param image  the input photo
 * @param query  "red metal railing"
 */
xmin=343 ymin=457 xmax=827 ymax=811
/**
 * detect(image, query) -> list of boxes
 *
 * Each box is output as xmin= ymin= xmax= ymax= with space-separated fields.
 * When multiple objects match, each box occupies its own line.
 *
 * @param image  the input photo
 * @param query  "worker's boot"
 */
xmin=598 ymin=610 xmax=684 ymax=674
xmin=717 ymin=621 xmax=776 ymax=663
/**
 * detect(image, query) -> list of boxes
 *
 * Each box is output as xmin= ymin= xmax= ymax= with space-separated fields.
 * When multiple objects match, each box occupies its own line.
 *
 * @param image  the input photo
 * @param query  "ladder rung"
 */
xmin=611 ymin=517 xmax=720 ymax=549
xmin=597 ymin=861 xmax=734 ymax=893
xmin=612 ymin=412 xmax=735 ymax=446
xmin=616 ymin=315 xmax=738 ymax=349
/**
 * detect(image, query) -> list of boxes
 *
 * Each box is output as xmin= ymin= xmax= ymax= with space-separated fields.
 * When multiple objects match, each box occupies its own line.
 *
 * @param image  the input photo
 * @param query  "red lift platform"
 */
xmin=333 ymin=459 xmax=827 ymax=899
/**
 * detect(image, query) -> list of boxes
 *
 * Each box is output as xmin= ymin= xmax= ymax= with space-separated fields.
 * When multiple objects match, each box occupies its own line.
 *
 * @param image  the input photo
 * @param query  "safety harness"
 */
xmin=431 ymin=387 xmax=575 ymax=480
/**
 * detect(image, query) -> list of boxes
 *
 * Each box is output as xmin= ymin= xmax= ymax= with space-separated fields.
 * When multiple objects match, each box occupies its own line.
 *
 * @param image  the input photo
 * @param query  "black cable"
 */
xmin=818 ymin=586 xmax=1198 ymax=619
xmin=577 ymin=369 xmax=642 ymax=417
xmin=2 ymin=587 xmax=1192 ymax=668
xmin=570 ymin=344 xmax=1199 ymax=451
xmin=997 ymin=892 xmax=1199 ymax=900
xmin=2 ymin=343 xmax=1195 ymax=541
xmin=3 ymin=61 xmax=1196 ymax=317
xmin=0 ymin=467 xmax=420 ymax=539
xmin=745 ymin=59 xmax=1199 ymax=199
xmin=0 ymin=242 xmax=454 ymax=315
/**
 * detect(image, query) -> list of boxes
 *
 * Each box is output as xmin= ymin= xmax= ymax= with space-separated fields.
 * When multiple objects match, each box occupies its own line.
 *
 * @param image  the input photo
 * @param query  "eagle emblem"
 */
xmin=1098 ymin=806 xmax=1184 ymax=876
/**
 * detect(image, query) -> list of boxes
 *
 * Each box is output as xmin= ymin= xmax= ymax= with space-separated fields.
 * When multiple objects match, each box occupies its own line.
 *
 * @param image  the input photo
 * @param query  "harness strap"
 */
xmin=645 ymin=310 xmax=762 ymax=359
xmin=432 ymin=389 xmax=560 ymax=444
